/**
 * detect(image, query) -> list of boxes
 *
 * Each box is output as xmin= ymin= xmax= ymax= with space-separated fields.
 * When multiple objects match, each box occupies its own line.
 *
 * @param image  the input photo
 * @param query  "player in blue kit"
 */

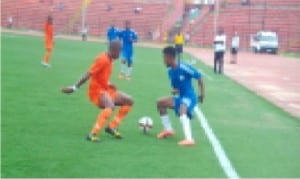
xmin=157 ymin=46 xmax=205 ymax=146
xmin=118 ymin=21 xmax=138 ymax=80
xmin=107 ymin=23 xmax=119 ymax=42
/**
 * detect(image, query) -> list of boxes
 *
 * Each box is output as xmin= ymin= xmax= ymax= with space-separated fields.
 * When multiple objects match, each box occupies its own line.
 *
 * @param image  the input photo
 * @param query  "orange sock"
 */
xmin=91 ymin=108 xmax=113 ymax=135
xmin=43 ymin=48 xmax=52 ymax=63
xmin=109 ymin=105 xmax=132 ymax=129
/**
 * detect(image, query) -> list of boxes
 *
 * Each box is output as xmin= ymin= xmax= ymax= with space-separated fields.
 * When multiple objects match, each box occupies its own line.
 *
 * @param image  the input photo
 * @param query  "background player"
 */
xmin=107 ymin=22 xmax=119 ymax=42
xmin=61 ymin=41 xmax=133 ymax=142
xmin=174 ymin=29 xmax=184 ymax=60
xmin=156 ymin=46 xmax=205 ymax=146
xmin=118 ymin=20 xmax=138 ymax=80
xmin=41 ymin=15 xmax=54 ymax=67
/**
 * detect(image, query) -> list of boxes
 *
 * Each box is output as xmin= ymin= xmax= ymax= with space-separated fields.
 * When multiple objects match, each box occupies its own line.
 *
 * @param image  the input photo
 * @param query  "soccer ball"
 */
xmin=138 ymin=116 xmax=153 ymax=133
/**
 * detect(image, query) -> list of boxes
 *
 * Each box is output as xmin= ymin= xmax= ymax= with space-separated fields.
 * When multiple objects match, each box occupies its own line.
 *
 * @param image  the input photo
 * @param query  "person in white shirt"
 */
xmin=213 ymin=29 xmax=226 ymax=74
xmin=82 ymin=24 xmax=88 ymax=41
xmin=7 ymin=16 xmax=13 ymax=28
xmin=230 ymin=32 xmax=240 ymax=64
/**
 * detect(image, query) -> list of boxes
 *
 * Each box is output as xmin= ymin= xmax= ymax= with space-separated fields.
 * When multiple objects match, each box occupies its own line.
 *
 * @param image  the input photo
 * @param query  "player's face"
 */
xmin=111 ymin=48 xmax=121 ymax=59
xmin=163 ymin=54 xmax=173 ymax=67
xmin=48 ymin=16 xmax=53 ymax=24
xmin=125 ymin=22 xmax=131 ymax=29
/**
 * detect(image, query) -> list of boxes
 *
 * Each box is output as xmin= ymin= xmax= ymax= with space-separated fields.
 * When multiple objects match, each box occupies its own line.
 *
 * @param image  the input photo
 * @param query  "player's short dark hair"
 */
xmin=163 ymin=46 xmax=176 ymax=58
xmin=47 ymin=15 xmax=53 ymax=23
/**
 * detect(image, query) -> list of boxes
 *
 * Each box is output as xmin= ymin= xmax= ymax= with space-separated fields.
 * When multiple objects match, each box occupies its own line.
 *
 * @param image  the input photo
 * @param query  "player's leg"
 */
xmin=106 ymin=91 xmax=133 ymax=138
xmin=42 ymin=48 xmax=52 ymax=66
xmin=156 ymin=96 xmax=175 ymax=138
xmin=230 ymin=48 xmax=234 ymax=64
xmin=178 ymin=103 xmax=195 ymax=146
xmin=178 ymin=45 xmax=183 ymax=60
xmin=234 ymin=49 xmax=238 ymax=64
xmin=214 ymin=52 xmax=217 ymax=73
xmin=119 ymin=49 xmax=127 ymax=78
xmin=220 ymin=52 xmax=224 ymax=74
xmin=87 ymin=92 xmax=114 ymax=142
xmin=126 ymin=58 xmax=133 ymax=80
xmin=125 ymin=49 xmax=133 ymax=80
xmin=119 ymin=59 xmax=127 ymax=79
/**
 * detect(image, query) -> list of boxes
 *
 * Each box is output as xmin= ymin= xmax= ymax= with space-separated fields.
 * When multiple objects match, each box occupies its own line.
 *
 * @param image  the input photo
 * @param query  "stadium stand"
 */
xmin=1 ymin=0 xmax=175 ymax=40
xmin=186 ymin=0 xmax=300 ymax=52
xmin=1 ymin=0 xmax=299 ymax=52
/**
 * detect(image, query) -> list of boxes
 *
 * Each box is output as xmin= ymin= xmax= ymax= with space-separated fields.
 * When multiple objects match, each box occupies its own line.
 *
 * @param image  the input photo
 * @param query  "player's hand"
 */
xmin=171 ymin=89 xmax=179 ymax=95
xmin=198 ymin=95 xmax=204 ymax=104
xmin=61 ymin=86 xmax=75 ymax=94
xmin=109 ymin=84 xmax=117 ymax=90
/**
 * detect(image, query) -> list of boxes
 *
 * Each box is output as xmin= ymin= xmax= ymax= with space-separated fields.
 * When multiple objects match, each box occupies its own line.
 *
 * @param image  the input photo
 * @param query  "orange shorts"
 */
xmin=45 ymin=45 xmax=53 ymax=50
xmin=89 ymin=88 xmax=117 ymax=108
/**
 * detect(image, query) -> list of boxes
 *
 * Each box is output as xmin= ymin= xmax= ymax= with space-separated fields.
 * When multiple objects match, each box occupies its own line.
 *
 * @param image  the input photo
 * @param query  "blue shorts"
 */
xmin=175 ymin=44 xmax=183 ymax=54
xmin=122 ymin=49 xmax=133 ymax=65
xmin=174 ymin=95 xmax=197 ymax=119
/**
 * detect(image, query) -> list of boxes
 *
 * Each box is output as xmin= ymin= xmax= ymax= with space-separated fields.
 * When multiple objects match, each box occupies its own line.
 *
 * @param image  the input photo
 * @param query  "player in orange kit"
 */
xmin=41 ymin=15 xmax=54 ymax=67
xmin=61 ymin=40 xmax=133 ymax=142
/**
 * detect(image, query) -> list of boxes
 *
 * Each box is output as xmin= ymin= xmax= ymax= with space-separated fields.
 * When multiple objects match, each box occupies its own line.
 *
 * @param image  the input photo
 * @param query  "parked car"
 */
xmin=250 ymin=31 xmax=279 ymax=54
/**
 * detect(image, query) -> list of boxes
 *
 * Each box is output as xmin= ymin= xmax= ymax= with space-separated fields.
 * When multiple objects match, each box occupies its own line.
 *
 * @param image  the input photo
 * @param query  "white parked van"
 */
xmin=250 ymin=31 xmax=279 ymax=54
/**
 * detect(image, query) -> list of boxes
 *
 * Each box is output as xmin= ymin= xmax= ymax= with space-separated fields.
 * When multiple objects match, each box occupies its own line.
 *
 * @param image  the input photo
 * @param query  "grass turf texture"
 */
xmin=282 ymin=52 xmax=300 ymax=59
xmin=2 ymin=33 xmax=300 ymax=178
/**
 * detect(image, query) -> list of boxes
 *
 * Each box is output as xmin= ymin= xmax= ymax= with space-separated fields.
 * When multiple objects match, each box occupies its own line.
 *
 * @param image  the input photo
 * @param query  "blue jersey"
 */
xmin=168 ymin=62 xmax=201 ymax=97
xmin=107 ymin=26 xmax=119 ymax=42
xmin=119 ymin=29 xmax=138 ymax=50
xmin=168 ymin=62 xmax=202 ymax=119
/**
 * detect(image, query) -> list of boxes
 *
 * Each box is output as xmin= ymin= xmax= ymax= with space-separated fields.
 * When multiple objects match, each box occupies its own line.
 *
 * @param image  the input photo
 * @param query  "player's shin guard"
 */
xmin=109 ymin=105 xmax=132 ymax=129
xmin=180 ymin=114 xmax=193 ymax=141
xmin=161 ymin=115 xmax=173 ymax=131
xmin=91 ymin=108 xmax=113 ymax=135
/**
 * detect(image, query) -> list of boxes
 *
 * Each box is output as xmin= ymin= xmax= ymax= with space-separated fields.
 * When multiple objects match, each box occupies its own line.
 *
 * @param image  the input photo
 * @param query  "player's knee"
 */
xmin=179 ymin=104 xmax=188 ymax=115
xmin=157 ymin=99 xmax=164 ymax=108
xmin=128 ymin=98 xmax=134 ymax=106
xmin=126 ymin=96 xmax=134 ymax=106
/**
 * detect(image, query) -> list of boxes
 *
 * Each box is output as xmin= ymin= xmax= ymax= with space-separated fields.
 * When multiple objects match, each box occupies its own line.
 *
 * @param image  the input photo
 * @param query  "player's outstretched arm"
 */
xmin=198 ymin=78 xmax=205 ymax=103
xmin=61 ymin=72 xmax=91 ymax=94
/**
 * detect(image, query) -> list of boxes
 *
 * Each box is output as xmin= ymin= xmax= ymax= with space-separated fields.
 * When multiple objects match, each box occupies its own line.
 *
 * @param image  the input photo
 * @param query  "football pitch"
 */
xmin=2 ymin=33 xmax=300 ymax=178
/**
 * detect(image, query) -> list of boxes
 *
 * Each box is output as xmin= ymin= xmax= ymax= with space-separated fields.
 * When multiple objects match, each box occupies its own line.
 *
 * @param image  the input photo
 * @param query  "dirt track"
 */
xmin=2 ymin=29 xmax=300 ymax=118
xmin=185 ymin=48 xmax=300 ymax=118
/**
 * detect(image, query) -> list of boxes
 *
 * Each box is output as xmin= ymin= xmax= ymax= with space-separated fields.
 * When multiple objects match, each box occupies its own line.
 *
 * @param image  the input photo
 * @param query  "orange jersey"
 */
xmin=88 ymin=53 xmax=114 ymax=105
xmin=45 ymin=22 xmax=53 ymax=49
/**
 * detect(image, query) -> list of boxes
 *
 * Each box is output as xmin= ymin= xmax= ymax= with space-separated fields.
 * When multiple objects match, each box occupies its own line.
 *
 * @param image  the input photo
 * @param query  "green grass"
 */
xmin=2 ymin=33 xmax=300 ymax=178
xmin=282 ymin=52 xmax=300 ymax=59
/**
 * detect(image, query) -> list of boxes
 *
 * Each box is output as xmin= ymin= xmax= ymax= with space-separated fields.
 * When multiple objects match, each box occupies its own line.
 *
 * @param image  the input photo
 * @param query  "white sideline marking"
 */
xmin=194 ymin=107 xmax=239 ymax=179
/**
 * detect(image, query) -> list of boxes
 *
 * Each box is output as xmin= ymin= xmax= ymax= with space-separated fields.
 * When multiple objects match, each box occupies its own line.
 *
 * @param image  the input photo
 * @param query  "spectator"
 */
xmin=106 ymin=4 xmax=112 ymax=11
xmin=82 ymin=24 xmax=88 ymax=41
xmin=241 ymin=0 xmax=250 ymax=5
xmin=134 ymin=7 xmax=142 ymax=14
xmin=7 ymin=16 xmax=13 ymax=28
xmin=174 ymin=30 xmax=184 ymax=60
xmin=148 ymin=31 xmax=152 ymax=40
xmin=213 ymin=28 xmax=226 ymax=74
xmin=58 ymin=2 xmax=64 ymax=11
xmin=230 ymin=32 xmax=240 ymax=64
xmin=185 ymin=32 xmax=190 ymax=45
